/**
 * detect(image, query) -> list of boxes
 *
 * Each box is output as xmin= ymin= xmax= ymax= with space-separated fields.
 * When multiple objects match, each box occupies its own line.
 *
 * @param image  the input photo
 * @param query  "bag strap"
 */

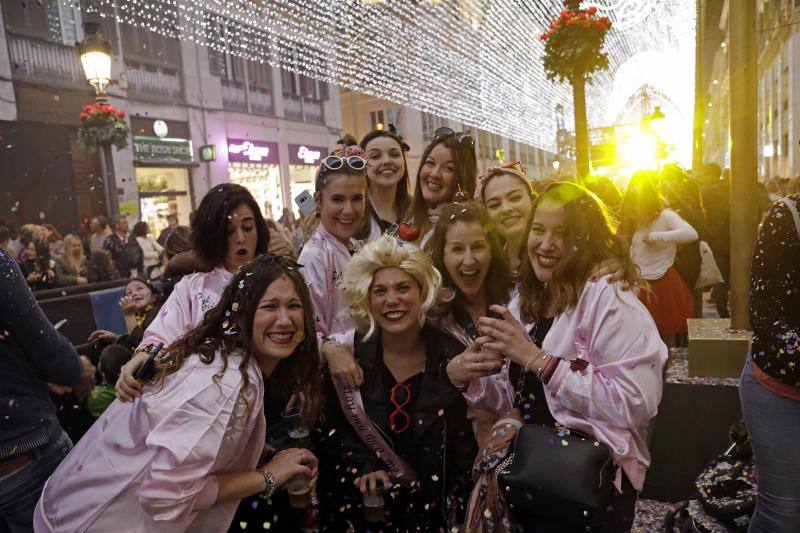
xmin=780 ymin=197 xmax=800 ymax=240
xmin=330 ymin=379 xmax=418 ymax=487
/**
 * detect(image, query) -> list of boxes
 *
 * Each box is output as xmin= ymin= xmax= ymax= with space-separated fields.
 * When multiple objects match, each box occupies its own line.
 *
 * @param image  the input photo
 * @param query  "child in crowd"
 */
xmin=86 ymin=344 xmax=131 ymax=418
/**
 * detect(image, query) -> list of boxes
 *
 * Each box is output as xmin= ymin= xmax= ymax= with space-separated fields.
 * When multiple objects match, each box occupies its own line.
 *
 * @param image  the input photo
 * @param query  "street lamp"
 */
xmin=77 ymin=20 xmax=119 ymax=217
xmin=78 ymin=23 xmax=112 ymax=102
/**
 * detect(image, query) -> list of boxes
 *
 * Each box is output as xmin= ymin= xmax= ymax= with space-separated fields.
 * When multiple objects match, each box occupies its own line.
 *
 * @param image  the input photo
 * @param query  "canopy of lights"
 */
xmin=71 ymin=0 xmax=695 ymax=166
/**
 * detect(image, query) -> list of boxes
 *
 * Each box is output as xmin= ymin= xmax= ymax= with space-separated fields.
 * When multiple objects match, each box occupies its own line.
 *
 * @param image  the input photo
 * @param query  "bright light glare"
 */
xmin=619 ymin=130 xmax=659 ymax=170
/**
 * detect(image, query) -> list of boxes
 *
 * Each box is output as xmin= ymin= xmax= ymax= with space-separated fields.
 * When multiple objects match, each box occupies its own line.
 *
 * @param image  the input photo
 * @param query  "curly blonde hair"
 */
xmin=341 ymin=234 xmax=441 ymax=340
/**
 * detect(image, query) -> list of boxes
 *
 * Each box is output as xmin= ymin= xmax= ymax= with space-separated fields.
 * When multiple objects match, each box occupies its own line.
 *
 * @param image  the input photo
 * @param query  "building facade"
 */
xmin=0 ymin=0 xmax=340 ymax=236
xmin=703 ymin=0 xmax=800 ymax=181
xmin=0 ymin=0 xmax=560 ymax=237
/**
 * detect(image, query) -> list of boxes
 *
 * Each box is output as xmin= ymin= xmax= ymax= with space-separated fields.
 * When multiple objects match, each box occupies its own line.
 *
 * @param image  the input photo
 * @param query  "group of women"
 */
xmin=33 ymin=126 xmax=668 ymax=532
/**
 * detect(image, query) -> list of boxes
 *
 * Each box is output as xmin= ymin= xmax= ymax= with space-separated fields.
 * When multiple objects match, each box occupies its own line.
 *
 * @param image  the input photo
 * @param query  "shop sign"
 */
xmin=227 ymin=138 xmax=279 ymax=164
xmin=133 ymin=135 xmax=194 ymax=164
xmin=289 ymin=144 xmax=326 ymax=166
xmin=200 ymin=144 xmax=217 ymax=162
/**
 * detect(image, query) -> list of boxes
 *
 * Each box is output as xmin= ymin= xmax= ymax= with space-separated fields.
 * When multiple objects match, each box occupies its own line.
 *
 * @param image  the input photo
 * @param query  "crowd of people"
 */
xmin=0 ymin=213 xmax=190 ymax=290
xmin=0 ymin=124 xmax=797 ymax=533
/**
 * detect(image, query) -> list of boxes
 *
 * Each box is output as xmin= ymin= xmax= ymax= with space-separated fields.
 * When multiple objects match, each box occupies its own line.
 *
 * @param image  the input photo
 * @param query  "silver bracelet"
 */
xmin=257 ymin=468 xmax=276 ymax=504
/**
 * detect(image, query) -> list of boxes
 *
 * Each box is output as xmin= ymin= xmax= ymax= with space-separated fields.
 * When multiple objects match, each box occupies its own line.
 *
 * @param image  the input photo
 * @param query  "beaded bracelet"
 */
xmin=537 ymin=355 xmax=561 ymax=385
xmin=257 ymin=468 xmax=276 ymax=504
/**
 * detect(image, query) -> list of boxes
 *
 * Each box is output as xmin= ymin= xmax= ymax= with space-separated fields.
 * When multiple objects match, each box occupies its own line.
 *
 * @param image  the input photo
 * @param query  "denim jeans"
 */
xmin=0 ymin=431 xmax=72 ymax=533
xmin=740 ymin=360 xmax=800 ymax=533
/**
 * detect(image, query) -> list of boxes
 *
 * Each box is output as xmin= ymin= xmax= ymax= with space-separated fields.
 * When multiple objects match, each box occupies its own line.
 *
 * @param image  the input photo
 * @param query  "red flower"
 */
xmin=79 ymin=113 xmax=88 ymax=121
xmin=594 ymin=21 xmax=604 ymax=29
xmin=116 ymin=109 xmax=125 ymax=118
xmin=587 ymin=6 xmax=598 ymax=15
xmin=579 ymin=12 xmax=587 ymax=19
xmin=560 ymin=10 xmax=568 ymax=18
xmin=582 ymin=23 xmax=590 ymax=29
xmin=566 ymin=19 xmax=576 ymax=26
xmin=567 ymin=11 xmax=575 ymax=18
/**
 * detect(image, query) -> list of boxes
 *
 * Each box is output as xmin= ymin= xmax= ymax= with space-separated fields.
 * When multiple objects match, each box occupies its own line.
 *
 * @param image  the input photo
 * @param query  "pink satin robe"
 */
xmin=298 ymin=224 xmax=357 ymax=341
xmin=34 ymin=351 xmax=266 ymax=532
xmin=138 ymin=267 xmax=232 ymax=352
xmin=464 ymin=278 xmax=667 ymax=491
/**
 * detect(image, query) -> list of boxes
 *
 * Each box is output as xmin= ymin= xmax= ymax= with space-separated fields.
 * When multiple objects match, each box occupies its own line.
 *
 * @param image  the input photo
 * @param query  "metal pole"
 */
xmin=98 ymin=143 xmax=119 ymax=219
xmin=692 ymin=0 xmax=705 ymax=171
xmin=572 ymin=75 xmax=590 ymax=178
xmin=727 ymin=0 xmax=760 ymax=329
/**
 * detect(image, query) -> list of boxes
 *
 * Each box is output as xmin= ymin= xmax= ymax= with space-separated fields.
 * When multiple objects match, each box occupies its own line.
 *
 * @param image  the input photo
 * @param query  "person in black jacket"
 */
xmin=0 ymin=249 xmax=88 ymax=532
xmin=316 ymin=235 xmax=476 ymax=532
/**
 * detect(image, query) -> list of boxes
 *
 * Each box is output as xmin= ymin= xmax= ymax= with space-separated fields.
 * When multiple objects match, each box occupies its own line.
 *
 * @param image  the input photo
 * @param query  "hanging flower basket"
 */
xmin=540 ymin=7 xmax=612 ymax=84
xmin=77 ymin=103 xmax=129 ymax=153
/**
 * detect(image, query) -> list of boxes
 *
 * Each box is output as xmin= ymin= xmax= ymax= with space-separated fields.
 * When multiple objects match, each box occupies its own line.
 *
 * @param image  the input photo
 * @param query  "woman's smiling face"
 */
xmin=251 ymin=274 xmax=305 ymax=362
xmin=365 ymin=136 xmax=405 ymax=189
xmin=527 ymin=199 xmax=565 ymax=282
xmin=442 ymin=221 xmax=491 ymax=299
xmin=419 ymin=143 xmax=458 ymax=206
xmin=483 ymin=174 xmax=533 ymax=241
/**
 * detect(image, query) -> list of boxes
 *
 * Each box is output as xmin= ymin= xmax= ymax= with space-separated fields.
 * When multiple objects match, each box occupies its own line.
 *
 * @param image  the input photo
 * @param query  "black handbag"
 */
xmin=498 ymin=423 xmax=615 ymax=516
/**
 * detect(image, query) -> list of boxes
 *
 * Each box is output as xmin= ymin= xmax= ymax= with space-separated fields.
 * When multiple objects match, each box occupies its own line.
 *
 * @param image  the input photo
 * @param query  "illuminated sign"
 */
xmin=289 ymin=143 xmax=326 ymax=166
xmin=227 ymin=138 xmax=279 ymax=164
xmin=133 ymin=136 xmax=193 ymax=164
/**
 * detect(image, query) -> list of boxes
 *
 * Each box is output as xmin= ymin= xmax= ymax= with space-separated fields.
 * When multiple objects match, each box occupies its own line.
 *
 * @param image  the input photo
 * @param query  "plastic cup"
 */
xmin=282 ymin=404 xmax=311 ymax=448
xmin=363 ymin=486 xmax=385 ymax=522
xmin=286 ymin=474 xmax=312 ymax=509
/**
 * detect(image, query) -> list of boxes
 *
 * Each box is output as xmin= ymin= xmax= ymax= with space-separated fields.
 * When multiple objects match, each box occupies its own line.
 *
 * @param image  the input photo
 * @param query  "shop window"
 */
xmin=136 ymin=167 xmax=192 ymax=238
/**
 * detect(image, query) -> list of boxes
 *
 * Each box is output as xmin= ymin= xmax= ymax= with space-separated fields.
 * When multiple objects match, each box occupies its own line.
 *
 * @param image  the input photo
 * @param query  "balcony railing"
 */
xmin=304 ymin=99 xmax=324 ymax=124
xmin=7 ymin=33 xmax=85 ymax=87
xmin=125 ymin=62 xmax=183 ymax=102
xmin=249 ymin=86 xmax=273 ymax=115
xmin=221 ymin=79 xmax=248 ymax=111
xmin=283 ymin=93 xmax=303 ymax=121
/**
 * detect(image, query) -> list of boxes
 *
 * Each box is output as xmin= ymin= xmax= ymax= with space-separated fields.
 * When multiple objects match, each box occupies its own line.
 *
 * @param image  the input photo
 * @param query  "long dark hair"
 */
xmin=408 ymin=135 xmax=478 ymax=235
xmin=191 ymin=184 xmax=270 ymax=270
xmin=428 ymin=202 xmax=511 ymax=314
xmin=154 ymin=254 xmax=323 ymax=423
xmin=519 ymin=182 xmax=642 ymax=323
xmin=355 ymin=128 xmax=412 ymax=240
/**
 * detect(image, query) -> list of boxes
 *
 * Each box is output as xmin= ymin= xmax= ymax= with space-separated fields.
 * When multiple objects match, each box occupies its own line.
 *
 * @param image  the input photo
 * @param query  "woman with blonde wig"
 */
xmin=316 ymin=235 xmax=476 ymax=531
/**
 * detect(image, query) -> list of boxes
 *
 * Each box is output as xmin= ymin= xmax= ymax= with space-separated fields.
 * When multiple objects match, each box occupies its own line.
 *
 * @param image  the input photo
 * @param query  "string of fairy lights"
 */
xmin=67 ymin=0 xmax=693 ymax=154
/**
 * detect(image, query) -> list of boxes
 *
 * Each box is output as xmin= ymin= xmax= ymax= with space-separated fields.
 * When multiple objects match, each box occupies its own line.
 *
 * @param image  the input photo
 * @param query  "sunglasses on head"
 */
xmin=434 ymin=127 xmax=475 ymax=147
xmin=322 ymin=155 xmax=366 ymax=172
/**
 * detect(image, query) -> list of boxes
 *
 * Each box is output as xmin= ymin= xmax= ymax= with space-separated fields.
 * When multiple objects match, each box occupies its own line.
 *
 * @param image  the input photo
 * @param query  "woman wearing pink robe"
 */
xmin=465 ymin=182 xmax=667 ymax=532
xmin=35 ymin=255 xmax=322 ymax=532
xmin=116 ymin=184 xmax=270 ymax=400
